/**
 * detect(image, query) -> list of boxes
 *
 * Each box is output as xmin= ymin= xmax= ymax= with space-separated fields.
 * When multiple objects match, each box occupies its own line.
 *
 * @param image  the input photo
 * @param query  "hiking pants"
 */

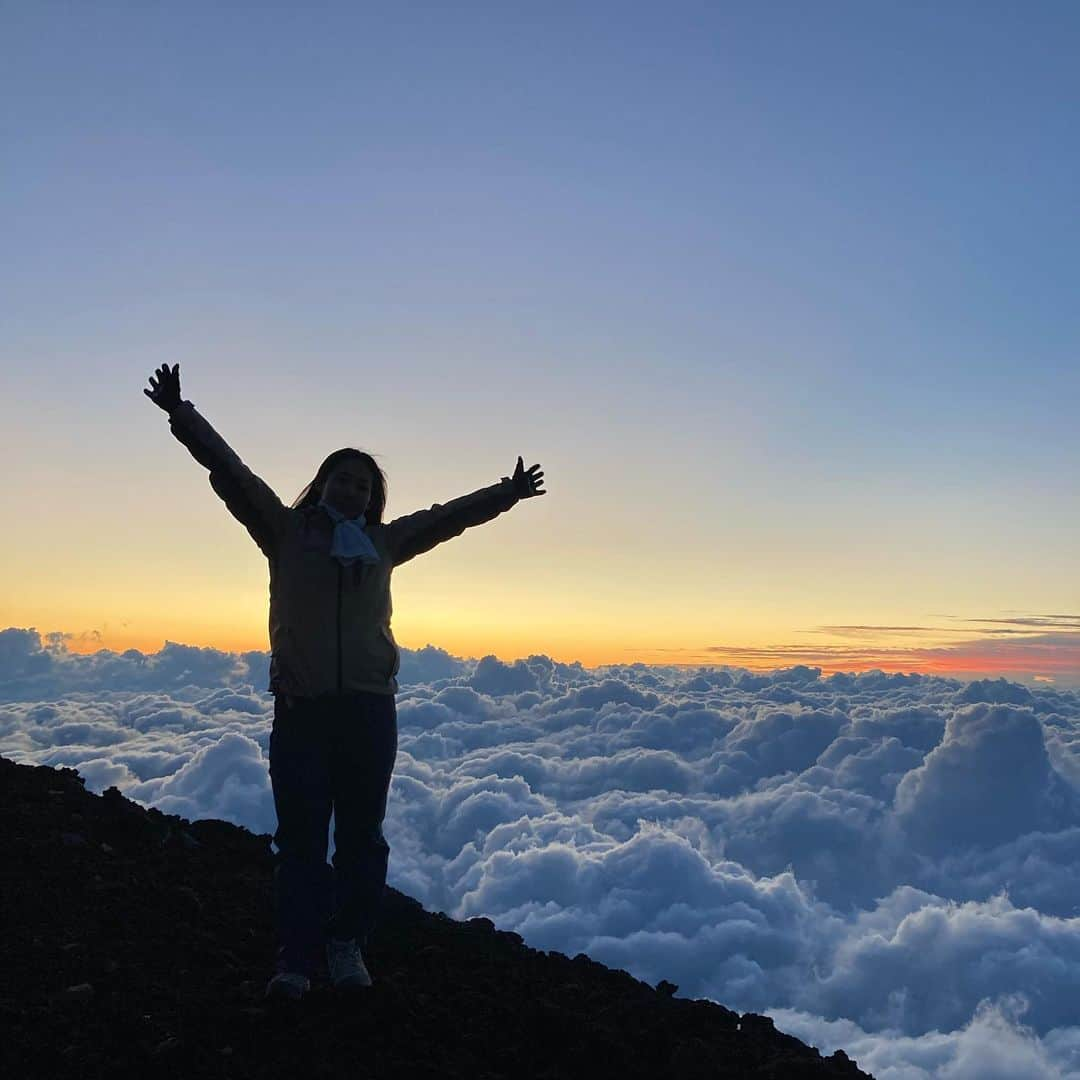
xmin=268 ymin=691 xmax=398 ymax=976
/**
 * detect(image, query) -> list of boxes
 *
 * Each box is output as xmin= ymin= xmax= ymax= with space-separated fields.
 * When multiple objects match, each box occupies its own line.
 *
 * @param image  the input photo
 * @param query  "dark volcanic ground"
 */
xmin=0 ymin=755 xmax=872 ymax=1079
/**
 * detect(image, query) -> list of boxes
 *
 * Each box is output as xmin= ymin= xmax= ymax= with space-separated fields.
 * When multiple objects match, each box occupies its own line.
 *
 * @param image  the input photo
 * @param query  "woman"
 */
xmin=144 ymin=363 xmax=545 ymax=1001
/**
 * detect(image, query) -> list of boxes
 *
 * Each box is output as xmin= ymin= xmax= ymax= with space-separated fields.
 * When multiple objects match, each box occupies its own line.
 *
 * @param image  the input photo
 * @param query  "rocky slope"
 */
xmin=0 ymin=755 xmax=872 ymax=1078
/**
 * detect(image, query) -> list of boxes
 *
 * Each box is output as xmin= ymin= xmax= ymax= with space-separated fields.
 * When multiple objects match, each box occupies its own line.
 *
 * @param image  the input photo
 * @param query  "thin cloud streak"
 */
xmin=678 ymin=633 xmax=1080 ymax=683
xmin=956 ymin=615 xmax=1080 ymax=630
xmin=681 ymin=615 xmax=1080 ymax=683
xmin=814 ymin=625 xmax=1040 ymax=638
xmin=629 ymin=616 xmax=1080 ymax=683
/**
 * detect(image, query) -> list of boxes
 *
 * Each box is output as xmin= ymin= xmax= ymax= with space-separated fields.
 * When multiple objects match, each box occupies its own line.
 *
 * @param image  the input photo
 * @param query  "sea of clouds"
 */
xmin=4 ymin=625 xmax=1080 ymax=1078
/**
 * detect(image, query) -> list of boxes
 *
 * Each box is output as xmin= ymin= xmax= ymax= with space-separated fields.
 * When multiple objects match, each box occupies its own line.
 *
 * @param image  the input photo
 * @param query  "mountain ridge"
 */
xmin=0 ymin=754 xmax=872 ymax=1078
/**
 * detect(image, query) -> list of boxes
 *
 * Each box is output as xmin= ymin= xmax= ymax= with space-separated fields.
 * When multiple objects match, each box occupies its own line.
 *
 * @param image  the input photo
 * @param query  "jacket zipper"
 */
xmin=336 ymin=562 xmax=343 ymax=693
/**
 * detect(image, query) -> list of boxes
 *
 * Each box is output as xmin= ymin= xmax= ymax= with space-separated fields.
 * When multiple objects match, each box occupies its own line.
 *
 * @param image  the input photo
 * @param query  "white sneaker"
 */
xmin=265 ymin=971 xmax=311 ymax=1000
xmin=326 ymin=937 xmax=373 ymax=989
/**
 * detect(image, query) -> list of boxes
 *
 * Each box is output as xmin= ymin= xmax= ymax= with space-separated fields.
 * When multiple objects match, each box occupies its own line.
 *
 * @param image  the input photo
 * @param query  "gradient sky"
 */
xmin=3 ymin=2 xmax=1078 ymax=682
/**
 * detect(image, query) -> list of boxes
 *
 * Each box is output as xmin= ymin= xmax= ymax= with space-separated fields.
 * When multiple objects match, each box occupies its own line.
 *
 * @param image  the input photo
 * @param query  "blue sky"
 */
xmin=2 ymin=2 xmax=1078 ymax=677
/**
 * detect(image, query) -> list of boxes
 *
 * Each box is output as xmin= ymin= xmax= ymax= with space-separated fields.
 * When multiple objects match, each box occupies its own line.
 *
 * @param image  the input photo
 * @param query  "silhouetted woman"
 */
xmin=144 ymin=363 xmax=545 ymax=1000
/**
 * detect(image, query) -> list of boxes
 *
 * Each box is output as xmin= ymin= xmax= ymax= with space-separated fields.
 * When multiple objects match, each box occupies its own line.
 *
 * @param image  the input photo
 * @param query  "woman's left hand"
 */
xmin=511 ymin=456 xmax=546 ymax=498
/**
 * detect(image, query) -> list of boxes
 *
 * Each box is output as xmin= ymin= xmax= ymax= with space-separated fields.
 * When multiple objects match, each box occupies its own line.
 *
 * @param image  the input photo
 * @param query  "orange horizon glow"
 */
xmin=45 ymin=625 xmax=1080 ymax=683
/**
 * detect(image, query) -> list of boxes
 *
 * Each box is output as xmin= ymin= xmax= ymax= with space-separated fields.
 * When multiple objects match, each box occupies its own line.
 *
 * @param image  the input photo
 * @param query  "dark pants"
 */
xmin=268 ymin=691 xmax=398 ymax=976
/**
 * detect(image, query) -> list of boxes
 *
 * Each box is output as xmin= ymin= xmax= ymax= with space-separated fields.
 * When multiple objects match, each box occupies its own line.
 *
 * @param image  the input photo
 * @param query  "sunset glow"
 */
xmin=2 ymin=3 xmax=1077 ymax=686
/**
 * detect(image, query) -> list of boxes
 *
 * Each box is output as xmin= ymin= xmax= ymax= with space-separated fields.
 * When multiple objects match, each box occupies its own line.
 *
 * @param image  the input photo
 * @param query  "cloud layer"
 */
xmin=4 ymin=626 xmax=1080 ymax=1078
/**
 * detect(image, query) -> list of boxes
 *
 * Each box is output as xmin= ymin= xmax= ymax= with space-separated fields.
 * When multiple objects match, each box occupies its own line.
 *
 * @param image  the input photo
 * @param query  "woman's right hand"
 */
xmin=144 ymin=363 xmax=182 ymax=413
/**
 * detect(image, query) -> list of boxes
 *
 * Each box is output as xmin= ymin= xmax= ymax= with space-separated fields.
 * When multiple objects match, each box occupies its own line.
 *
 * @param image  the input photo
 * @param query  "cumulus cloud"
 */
xmin=5 ymin=627 xmax=1080 ymax=1078
xmin=773 ymin=996 xmax=1067 ymax=1080
xmin=126 ymin=731 xmax=276 ymax=834
xmin=893 ymin=703 xmax=1080 ymax=856
xmin=0 ymin=627 xmax=261 ymax=700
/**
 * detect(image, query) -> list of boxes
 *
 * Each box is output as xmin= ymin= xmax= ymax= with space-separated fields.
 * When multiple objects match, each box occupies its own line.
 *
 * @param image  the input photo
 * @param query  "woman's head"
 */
xmin=291 ymin=448 xmax=387 ymax=522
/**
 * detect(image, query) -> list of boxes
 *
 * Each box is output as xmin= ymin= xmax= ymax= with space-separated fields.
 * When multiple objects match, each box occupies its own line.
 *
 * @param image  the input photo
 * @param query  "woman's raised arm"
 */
xmin=145 ymin=363 xmax=290 ymax=557
xmin=385 ymin=456 xmax=545 ymax=566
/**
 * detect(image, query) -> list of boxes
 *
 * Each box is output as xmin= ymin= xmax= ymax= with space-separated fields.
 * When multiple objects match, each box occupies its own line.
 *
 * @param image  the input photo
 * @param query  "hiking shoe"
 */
xmin=326 ymin=938 xmax=373 ymax=989
xmin=264 ymin=971 xmax=311 ymax=1001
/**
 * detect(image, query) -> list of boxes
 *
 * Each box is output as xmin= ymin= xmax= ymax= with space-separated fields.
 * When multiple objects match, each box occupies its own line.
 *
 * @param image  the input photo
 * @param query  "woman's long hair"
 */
xmin=291 ymin=448 xmax=388 ymax=523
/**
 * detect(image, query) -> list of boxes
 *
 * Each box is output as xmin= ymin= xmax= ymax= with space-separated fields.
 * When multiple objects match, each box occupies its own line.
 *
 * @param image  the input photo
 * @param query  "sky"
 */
xmin=2 ymin=2 xmax=1079 ymax=682
xmin=6 ymin=632 xmax=1080 ymax=1077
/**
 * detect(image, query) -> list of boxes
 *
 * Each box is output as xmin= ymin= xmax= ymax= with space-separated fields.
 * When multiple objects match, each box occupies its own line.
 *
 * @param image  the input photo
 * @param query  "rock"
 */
xmin=656 ymin=979 xmax=678 ymax=997
xmin=176 ymin=885 xmax=204 ymax=913
xmin=60 ymin=983 xmax=94 ymax=1002
xmin=741 ymin=1012 xmax=775 ymax=1033
xmin=668 ymin=1036 xmax=720 ymax=1079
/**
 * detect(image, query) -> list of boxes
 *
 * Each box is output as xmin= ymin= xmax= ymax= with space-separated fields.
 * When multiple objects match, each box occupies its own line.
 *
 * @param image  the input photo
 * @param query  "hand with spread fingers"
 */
xmin=144 ymin=363 xmax=182 ymax=413
xmin=510 ymin=456 xmax=546 ymax=499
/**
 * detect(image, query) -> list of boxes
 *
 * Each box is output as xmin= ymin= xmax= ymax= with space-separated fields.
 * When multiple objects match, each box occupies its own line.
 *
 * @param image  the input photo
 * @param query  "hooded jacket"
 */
xmin=167 ymin=400 xmax=520 ymax=698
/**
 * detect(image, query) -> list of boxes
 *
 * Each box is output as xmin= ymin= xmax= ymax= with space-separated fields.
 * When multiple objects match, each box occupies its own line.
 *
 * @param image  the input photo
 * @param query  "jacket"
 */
xmin=168 ymin=400 xmax=520 ymax=698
